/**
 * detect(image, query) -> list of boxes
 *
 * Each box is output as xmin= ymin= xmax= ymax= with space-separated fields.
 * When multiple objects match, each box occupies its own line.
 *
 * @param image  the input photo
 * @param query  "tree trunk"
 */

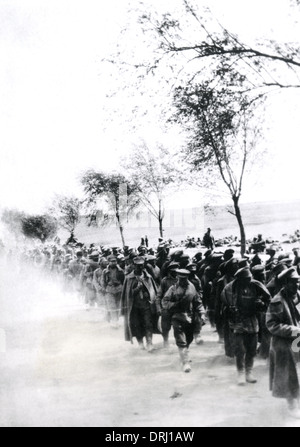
xmin=158 ymin=200 xmax=164 ymax=238
xmin=116 ymin=212 xmax=126 ymax=248
xmin=119 ymin=225 xmax=126 ymax=248
xmin=232 ymin=195 xmax=246 ymax=257
xmin=159 ymin=217 xmax=164 ymax=239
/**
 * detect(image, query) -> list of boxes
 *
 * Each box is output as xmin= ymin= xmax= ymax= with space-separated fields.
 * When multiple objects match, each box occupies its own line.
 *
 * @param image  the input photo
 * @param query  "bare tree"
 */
xmin=49 ymin=195 xmax=82 ymax=240
xmin=134 ymin=0 xmax=300 ymax=94
xmin=172 ymin=77 xmax=264 ymax=255
xmin=81 ymin=170 xmax=141 ymax=248
xmin=123 ymin=142 xmax=186 ymax=238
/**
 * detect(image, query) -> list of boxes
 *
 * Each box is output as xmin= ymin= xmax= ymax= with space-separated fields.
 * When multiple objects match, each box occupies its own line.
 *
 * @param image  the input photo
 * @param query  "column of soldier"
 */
xmin=17 ymin=241 xmax=300 ymax=419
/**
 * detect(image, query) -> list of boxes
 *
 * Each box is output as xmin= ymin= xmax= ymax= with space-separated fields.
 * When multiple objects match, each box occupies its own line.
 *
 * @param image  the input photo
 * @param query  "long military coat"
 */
xmin=121 ymin=270 xmax=158 ymax=343
xmin=266 ymin=290 xmax=300 ymax=399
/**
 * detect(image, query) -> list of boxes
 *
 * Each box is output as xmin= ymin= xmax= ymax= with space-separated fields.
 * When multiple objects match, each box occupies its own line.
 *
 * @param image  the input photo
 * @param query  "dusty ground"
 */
xmin=0 ymin=260 xmax=299 ymax=428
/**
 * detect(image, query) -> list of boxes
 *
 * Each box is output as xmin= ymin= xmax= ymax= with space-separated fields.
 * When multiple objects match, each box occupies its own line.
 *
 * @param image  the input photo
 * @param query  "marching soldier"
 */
xmin=81 ymin=251 xmax=100 ymax=310
xmin=222 ymin=267 xmax=271 ymax=385
xmin=68 ymin=250 xmax=84 ymax=295
xmin=266 ymin=268 xmax=300 ymax=419
xmin=101 ymin=255 xmax=125 ymax=328
xmin=162 ymin=269 xmax=206 ymax=373
xmin=155 ymin=262 xmax=179 ymax=348
xmin=121 ymin=257 xmax=158 ymax=352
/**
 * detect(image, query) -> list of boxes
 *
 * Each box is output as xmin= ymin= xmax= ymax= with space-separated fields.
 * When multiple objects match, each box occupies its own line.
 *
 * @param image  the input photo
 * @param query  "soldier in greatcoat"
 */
xmin=266 ymin=267 xmax=300 ymax=419
xmin=101 ymin=255 xmax=125 ymax=328
xmin=155 ymin=262 xmax=179 ymax=348
xmin=81 ymin=251 xmax=99 ymax=310
xmin=121 ymin=257 xmax=158 ymax=352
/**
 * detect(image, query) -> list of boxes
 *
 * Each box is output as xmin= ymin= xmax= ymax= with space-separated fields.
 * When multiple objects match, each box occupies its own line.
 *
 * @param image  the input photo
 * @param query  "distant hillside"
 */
xmin=60 ymin=200 xmax=300 ymax=248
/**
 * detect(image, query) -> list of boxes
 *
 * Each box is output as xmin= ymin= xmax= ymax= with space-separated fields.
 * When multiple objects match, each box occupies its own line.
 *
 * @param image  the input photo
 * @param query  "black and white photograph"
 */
xmin=1 ymin=0 xmax=300 ymax=429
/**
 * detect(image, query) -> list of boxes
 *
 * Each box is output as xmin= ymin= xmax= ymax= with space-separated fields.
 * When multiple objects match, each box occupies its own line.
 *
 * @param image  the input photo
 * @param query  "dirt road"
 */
xmin=0 ymin=261 xmax=298 ymax=427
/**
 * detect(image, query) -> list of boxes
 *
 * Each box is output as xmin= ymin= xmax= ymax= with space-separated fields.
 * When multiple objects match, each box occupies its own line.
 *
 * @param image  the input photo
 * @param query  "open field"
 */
xmin=57 ymin=200 xmax=300 ymax=248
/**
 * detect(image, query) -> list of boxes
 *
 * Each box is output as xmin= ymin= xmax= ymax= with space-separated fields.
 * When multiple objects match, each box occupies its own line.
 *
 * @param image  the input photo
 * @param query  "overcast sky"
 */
xmin=0 ymin=0 xmax=299 ymax=214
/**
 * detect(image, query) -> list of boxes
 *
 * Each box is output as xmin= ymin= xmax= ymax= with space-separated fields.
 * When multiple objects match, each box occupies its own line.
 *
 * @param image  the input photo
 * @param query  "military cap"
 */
xmin=239 ymin=259 xmax=250 ymax=269
xmin=89 ymin=251 xmax=99 ymax=259
xmin=235 ymin=267 xmax=252 ymax=279
xmin=175 ymin=269 xmax=191 ymax=277
xmin=129 ymin=251 xmax=138 ymax=260
xmin=284 ymin=259 xmax=294 ymax=268
xmin=145 ymin=255 xmax=156 ymax=262
xmin=273 ymin=263 xmax=288 ymax=276
xmin=107 ymin=255 xmax=117 ymax=262
xmin=224 ymin=249 xmax=235 ymax=260
xmin=251 ymin=265 xmax=265 ymax=273
xmin=226 ymin=257 xmax=239 ymax=267
xmin=167 ymin=261 xmax=180 ymax=270
xmin=278 ymin=267 xmax=300 ymax=282
xmin=173 ymin=250 xmax=184 ymax=257
xmin=193 ymin=252 xmax=203 ymax=261
xmin=211 ymin=253 xmax=224 ymax=261
xmin=278 ymin=253 xmax=291 ymax=262
xmin=133 ymin=257 xmax=145 ymax=265
xmin=180 ymin=254 xmax=190 ymax=260
xmin=186 ymin=263 xmax=197 ymax=271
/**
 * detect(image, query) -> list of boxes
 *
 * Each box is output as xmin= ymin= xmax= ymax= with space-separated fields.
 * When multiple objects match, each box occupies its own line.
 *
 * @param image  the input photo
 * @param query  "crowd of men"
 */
xmin=3 ymin=230 xmax=300 ymax=419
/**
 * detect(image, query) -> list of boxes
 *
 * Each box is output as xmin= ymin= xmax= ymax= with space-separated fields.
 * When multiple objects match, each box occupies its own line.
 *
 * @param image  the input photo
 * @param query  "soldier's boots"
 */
xmin=146 ymin=336 xmax=154 ymax=353
xmin=179 ymin=348 xmax=192 ymax=373
xmin=183 ymin=363 xmax=192 ymax=373
xmin=163 ymin=335 xmax=170 ymax=349
xmin=237 ymin=371 xmax=246 ymax=386
xmin=111 ymin=321 xmax=120 ymax=330
xmin=147 ymin=343 xmax=154 ymax=353
xmin=288 ymin=400 xmax=300 ymax=419
xmin=195 ymin=335 xmax=204 ymax=345
xmin=246 ymin=369 xmax=257 ymax=384
xmin=138 ymin=341 xmax=145 ymax=351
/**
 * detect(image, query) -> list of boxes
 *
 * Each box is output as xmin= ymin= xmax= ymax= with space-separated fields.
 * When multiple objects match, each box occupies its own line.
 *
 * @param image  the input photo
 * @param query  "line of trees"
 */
xmin=1 ymin=144 xmax=189 ymax=248
xmin=3 ymin=1 xmax=297 ymax=251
